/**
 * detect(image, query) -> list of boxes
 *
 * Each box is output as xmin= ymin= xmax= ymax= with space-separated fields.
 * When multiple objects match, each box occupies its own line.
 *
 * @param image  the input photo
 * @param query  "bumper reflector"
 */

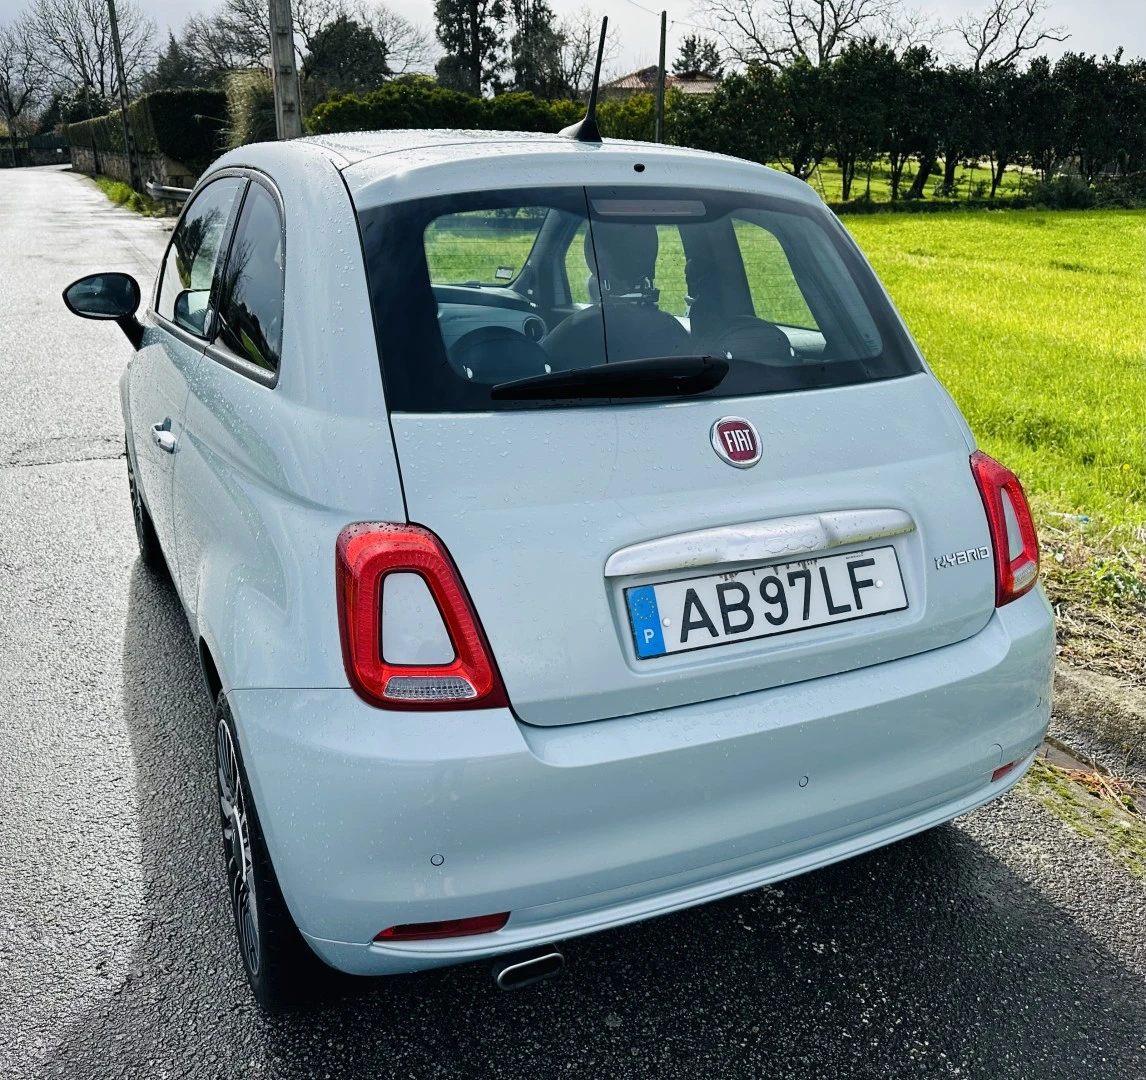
xmin=374 ymin=912 xmax=510 ymax=942
xmin=991 ymin=759 xmax=1022 ymax=782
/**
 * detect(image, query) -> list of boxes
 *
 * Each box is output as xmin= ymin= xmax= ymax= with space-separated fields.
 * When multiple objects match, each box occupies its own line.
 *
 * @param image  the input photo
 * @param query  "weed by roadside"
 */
xmin=1021 ymin=756 xmax=1146 ymax=876
xmin=89 ymin=174 xmax=170 ymax=217
xmin=1036 ymin=508 xmax=1146 ymax=685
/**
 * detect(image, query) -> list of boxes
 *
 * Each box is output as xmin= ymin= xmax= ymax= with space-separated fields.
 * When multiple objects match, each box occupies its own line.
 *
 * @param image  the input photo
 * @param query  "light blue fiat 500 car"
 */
xmin=64 ymin=117 xmax=1053 ymax=1011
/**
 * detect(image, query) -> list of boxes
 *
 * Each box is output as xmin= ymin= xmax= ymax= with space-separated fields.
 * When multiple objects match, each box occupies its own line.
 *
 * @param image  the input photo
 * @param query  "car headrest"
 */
xmin=585 ymin=223 xmax=659 ymax=298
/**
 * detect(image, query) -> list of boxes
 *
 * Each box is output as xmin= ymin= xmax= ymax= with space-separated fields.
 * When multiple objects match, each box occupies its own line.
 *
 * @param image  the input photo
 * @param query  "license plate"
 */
xmin=625 ymin=545 xmax=907 ymax=659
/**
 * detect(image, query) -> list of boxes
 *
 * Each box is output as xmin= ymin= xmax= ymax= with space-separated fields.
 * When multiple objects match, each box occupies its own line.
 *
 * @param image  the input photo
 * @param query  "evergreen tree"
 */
xmin=142 ymin=32 xmax=210 ymax=91
xmin=434 ymin=0 xmax=507 ymax=95
xmin=508 ymin=0 xmax=563 ymax=96
xmin=301 ymin=16 xmax=390 ymax=105
xmin=672 ymin=34 xmax=723 ymax=77
xmin=823 ymin=39 xmax=894 ymax=200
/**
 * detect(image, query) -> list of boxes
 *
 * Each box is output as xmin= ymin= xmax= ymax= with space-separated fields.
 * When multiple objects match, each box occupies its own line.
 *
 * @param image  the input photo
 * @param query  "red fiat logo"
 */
xmin=710 ymin=417 xmax=760 ymax=468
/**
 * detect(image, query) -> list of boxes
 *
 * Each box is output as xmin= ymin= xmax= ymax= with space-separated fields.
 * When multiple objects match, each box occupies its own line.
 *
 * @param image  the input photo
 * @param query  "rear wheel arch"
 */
xmin=199 ymin=637 xmax=224 ymax=704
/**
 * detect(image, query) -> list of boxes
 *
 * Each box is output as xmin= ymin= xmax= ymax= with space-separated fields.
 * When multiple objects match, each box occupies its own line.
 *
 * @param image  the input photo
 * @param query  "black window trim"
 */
xmin=203 ymin=169 xmax=287 ymax=389
xmin=150 ymin=169 xmax=249 ymax=347
xmin=150 ymin=166 xmax=287 ymax=389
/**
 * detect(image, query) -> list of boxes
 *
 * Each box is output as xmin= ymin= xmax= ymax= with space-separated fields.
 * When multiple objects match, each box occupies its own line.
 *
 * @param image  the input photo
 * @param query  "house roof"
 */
xmin=602 ymin=66 xmax=721 ymax=95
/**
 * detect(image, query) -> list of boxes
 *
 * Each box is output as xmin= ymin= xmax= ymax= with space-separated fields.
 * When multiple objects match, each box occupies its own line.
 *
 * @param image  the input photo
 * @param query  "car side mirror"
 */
xmin=61 ymin=272 xmax=144 ymax=349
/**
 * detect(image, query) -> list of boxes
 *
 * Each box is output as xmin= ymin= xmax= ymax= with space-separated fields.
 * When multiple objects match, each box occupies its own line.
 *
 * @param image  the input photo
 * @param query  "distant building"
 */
xmin=600 ymin=67 xmax=720 ymax=100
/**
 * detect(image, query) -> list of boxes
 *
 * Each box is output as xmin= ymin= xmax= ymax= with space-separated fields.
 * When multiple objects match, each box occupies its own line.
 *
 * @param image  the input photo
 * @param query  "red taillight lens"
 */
xmin=336 ymin=523 xmax=508 ymax=710
xmin=374 ymin=912 xmax=510 ymax=941
xmin=970 ymin=451 xmax=1040 ymax=607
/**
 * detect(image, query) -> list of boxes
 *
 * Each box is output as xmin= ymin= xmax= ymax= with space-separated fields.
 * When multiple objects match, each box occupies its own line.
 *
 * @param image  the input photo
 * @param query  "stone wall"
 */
xmin=68 ymin=147 xmax=198 ymax=189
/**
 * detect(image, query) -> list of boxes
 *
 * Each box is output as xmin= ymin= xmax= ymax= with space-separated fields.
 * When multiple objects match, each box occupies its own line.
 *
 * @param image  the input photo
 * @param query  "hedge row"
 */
xmin=308 ymin=84 xmax=668 ymax=142
xmin=64 ymin=89 xmax=227 ymax=175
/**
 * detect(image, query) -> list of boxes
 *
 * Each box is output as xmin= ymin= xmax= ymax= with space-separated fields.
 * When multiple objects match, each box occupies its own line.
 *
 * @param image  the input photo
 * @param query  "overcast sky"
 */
xmin=0 ymin=0 xmax=1140 ymax=76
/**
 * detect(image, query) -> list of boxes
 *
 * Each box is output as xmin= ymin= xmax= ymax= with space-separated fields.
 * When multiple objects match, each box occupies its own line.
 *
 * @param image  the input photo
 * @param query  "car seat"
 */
xmin=543 ymin=224 xmax=691 ymax=369
xmin=685 ymin=254 xmax=797 ymax=364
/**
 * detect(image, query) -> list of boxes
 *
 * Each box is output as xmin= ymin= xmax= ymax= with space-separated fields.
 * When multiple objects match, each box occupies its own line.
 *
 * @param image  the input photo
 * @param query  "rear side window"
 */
xmin=357 ymin=186 xmax=920 ymax=412
xmin=156 ymin=175 xmax=245 ymax=336
xmin=214 ymin=181 xmax=284 ymax=374
xmin=732 ymin=219 xmax=818 ymax=330
xmin=424 ymin=208 xmax=547 ymax=286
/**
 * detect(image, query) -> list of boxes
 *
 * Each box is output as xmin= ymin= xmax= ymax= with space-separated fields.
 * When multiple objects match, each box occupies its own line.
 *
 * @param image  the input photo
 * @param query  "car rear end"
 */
xmin=231 ymin=138 xmax=1054 ymax=975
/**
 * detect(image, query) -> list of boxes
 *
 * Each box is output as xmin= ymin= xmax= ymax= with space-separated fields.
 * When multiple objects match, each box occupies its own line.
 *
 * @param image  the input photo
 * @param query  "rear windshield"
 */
xmin=356 ymin=186 xmax=920 ymax=411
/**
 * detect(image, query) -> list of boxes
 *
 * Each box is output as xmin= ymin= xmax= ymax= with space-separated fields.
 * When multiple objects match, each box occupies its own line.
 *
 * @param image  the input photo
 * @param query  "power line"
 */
xmin=618 ymin=0 xmax=711 ymax=36
xmin=620 ymin=0 xmax=662 ymax=17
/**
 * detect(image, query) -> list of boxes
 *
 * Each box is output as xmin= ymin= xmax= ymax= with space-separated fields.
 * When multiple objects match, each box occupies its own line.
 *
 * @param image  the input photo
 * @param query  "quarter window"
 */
xmin=423 ymin=208 xmax=547 ymax=287
xmin=732 ymin=218 xmax=819 ymax=330
xmin=156 ymin=176 xmax=245 ymax=336
xmin=214 ymin=182 xmax=285 ymax=375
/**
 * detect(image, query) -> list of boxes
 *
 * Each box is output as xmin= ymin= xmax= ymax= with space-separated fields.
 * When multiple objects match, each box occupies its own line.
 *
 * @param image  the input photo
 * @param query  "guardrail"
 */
xmin=145 ymin=179 xmax=192 ymax=203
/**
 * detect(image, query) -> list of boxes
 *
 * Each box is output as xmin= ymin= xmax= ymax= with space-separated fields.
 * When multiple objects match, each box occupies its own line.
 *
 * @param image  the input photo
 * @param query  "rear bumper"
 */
xmin=229 ymin=588 xmax=1054 ymax=976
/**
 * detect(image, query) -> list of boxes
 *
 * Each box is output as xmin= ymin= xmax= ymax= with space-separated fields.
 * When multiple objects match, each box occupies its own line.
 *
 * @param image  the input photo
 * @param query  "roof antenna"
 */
xmin=560 ymin=16 xmax=608 ymax=143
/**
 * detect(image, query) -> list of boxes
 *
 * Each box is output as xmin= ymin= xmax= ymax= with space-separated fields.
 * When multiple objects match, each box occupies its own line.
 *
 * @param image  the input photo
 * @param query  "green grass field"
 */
xmin=845 ymin=209 xmax=1145 ymax=532
xmin=424 ymin=207 xmax=1145 ymax=535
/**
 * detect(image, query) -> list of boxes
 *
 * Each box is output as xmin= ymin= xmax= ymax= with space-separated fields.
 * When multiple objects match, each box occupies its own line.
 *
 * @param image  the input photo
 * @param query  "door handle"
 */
xmin=151 ymin=422 xmax=177 ymax=454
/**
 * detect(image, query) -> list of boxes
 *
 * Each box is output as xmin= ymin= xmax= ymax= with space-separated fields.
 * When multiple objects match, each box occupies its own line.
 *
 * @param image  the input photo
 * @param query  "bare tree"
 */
xmin=556 ymin=7 xmax=617 ymax=97
xmin=879 ymin=5 xmax=945 ymax=53
xmin=697 ymin=0 xmax=897 ymax=69
xmin=358 ymin=3 xmax=435 ymax=75
xmin=26 ymin=0 xmax=154 ymax=100
xmin=180 ymin=11 xmax=262 ymax=77
xmin=180 ymin=0 xmax=433 ymax=81
xmin=0 ymin=19 xmax=45 ymax=165
xmin=955 ymin=0 xmax=1068 ymax=71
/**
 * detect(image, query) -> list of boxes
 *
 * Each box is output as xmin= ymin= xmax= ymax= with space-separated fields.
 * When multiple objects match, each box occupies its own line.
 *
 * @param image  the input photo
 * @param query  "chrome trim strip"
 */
xmin=603 ymin=509 xmax=916 ymax=578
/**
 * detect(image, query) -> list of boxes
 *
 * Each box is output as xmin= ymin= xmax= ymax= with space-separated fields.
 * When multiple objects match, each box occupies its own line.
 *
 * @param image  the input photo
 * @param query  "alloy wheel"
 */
xmin=217 ymin=717 xmax=260 ymax=976
xmin=126 ymin=451 xmax=147 ymax=554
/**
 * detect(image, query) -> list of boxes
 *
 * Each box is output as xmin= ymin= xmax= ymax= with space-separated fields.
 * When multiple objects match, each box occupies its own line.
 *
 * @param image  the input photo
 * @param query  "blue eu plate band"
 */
xmin=626 ymin=586 xmax=667 ymax=658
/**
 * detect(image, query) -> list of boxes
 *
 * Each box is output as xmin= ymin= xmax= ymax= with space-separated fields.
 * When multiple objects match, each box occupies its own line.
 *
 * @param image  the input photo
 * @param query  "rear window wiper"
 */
xmin=490 ymin=355 xmax=729 ymax=400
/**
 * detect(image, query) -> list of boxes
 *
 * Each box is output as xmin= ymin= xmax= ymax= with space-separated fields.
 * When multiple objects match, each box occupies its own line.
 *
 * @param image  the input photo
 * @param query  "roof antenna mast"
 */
xmin=560 ymin=16 xmax=608 ymax=143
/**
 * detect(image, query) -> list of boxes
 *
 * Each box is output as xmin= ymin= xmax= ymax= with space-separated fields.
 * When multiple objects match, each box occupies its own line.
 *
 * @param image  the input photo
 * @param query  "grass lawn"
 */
xmin=845 ymin=209 xmax=1145 ymax=532
xmin=847 ymin=208 xmax=1146 ymax=679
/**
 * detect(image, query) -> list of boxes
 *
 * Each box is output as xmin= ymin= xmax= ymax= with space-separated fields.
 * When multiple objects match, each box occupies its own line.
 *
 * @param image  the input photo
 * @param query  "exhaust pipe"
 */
xmin=491 ymin=945 xmax=565 ymax=990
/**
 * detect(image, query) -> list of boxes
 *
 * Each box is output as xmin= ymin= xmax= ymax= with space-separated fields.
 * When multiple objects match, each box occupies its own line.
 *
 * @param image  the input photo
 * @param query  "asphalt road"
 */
xmin=1 ymin=166 xmax=1144 ymax=1080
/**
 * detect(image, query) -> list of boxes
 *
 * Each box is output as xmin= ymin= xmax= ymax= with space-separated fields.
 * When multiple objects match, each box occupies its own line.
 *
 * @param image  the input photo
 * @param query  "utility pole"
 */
xmin=268 ymin=0 xmax=303 ymax=140
xmin=654 ymin=10 xmax=667 ymax=144
xmin=106 ymin=0 xmax=142 ymax=191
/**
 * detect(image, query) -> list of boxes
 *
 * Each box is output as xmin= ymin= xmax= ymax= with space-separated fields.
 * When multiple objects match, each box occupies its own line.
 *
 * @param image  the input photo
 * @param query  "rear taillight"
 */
xmin=970 ymin=451 xmax=1040 ymax=606
xmin=336 ymin=523 xmax=508 ymax=710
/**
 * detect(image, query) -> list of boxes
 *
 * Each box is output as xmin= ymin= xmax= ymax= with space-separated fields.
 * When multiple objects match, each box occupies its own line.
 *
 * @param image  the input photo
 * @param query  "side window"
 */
xmin=565 ymin=220 xmax=591 ymax=304
xmin=423 ymin=207 xmax=548 ymax=286
xmin=214 ymin=182 xmax=285 ymax=375
xmin=156 ymin=176 xmax=245 ymax=336
xmin=732 ymin=218 xmax=820 ymax=330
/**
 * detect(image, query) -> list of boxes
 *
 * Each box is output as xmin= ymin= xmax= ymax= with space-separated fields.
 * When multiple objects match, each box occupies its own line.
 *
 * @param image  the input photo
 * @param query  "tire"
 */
xmin=215 ymin=693 xmax=331 ymax=1013
xmin=125 ymin=439 xmax=167 ymax=574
